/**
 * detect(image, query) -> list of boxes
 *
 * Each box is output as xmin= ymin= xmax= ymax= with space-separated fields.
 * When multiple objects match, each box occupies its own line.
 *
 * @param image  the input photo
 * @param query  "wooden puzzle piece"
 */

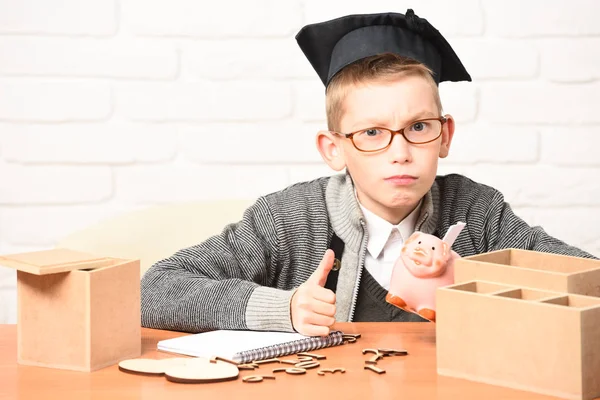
xmin=378 ymin=348 xmax=408 ymax=356
xmin=317 ymin=368 xmax=345 ymax=376
xmin=297 ymin=352 xmax=327 ymax=360
xmin=364 ymin=365 xmax=386 ymax=374
xmin=294 ymin=360 xmax=320 ymax=369
xmin=242 ymin=375 xmax=276 ymax=383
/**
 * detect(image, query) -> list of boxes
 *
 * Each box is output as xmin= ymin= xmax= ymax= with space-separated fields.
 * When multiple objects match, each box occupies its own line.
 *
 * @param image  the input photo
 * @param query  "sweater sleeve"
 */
xmin=140 ymin=196 xmax=297 ymax=333
xmin=480 ymin=189 xmax=598 ymax=259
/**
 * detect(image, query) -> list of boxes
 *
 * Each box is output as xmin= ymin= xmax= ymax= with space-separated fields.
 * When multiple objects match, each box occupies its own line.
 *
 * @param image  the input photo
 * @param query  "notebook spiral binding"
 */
xmin=233 ymin=330 xmax=345 ymax=363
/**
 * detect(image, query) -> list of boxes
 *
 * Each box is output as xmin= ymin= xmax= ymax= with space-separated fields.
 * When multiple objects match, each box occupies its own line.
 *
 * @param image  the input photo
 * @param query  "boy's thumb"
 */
xmin=308 ymin=249 xmax=335 ymax=287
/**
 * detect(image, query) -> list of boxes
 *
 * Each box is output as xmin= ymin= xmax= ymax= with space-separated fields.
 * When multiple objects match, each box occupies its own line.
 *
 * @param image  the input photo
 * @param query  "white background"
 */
xmin=1 ymin=0 xmax=599 ymax=323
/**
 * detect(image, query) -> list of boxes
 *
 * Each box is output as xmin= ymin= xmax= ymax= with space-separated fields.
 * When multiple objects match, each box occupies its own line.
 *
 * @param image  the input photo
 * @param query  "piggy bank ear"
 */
xmin=442 ymin=242 xmax=448 ymax=256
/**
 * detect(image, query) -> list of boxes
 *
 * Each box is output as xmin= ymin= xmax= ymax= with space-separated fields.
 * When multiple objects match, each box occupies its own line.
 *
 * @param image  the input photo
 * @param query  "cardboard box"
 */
xmin=0 ymin=248 xmax=141 ymax=372
xmin=454 ymin=249 xmax=600 ymax=296
xmin=436 ymin=280 xmax=600 ymax=400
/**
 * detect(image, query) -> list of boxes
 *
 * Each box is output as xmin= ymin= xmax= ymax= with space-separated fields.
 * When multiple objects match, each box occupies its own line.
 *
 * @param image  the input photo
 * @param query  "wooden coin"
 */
xmin=160 ymin=357 xmax=200 ymax=367
xmin=164 ymin=358 xmax=239 ymax=383
xmin=118 ymin=359 xmax=166 ymax=376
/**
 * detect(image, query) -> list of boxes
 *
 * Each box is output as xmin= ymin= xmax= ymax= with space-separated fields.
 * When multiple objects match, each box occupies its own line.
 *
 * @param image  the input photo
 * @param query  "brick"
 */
xmin=0 ymin=0 xmax=116 ymax=36
xmin=539 ymin=39 xmax=600 ymax=83
xmin=0 ymin=38 xmax=177 ymax=79
xmin=0 ymin=164 xmax=112 ymax=204
xmin=1 ymin=123 xmax=177 ymax=164
xmin=540 ymin=127 xmax=600 ymax=166
xmin=519 ymin=207 xmax=600 ymax=258
xmin=483 ymin=0 xmax=600 ymax=37
xmin=0 ymin=81 xmax=111 ymax=122
xmin=288 ymin=165 xmax=338 ymax=185
xmin=294 ymin=80 xmax=328 ymax=123
xmin=294 ymin=84 xmax=326 ymax=124
xmin=123 ymin=0 xmax=302 ymax=37
xmin=0 ymin=287 xmax=16 ymax=324
xmin=114 ymin=165 xmax=288 ymax=204
xmin=179 ymin=123 xmax=322 ymax=164
xmin=450 ymin=39 xmax=539 ymax=80
xmin=457 ymin=165 xmax=600 ymax=207
xmin=436 ymin=164 xmax=470 ymax=178
xmin=117 ymin=82 xmax=292 ymax=121
xmin=182 ymin=39 xmax=314 ymax=80
xmin=480 ymin=83 xmax=600 ymax=124
xmin=0 ymin=205 xmax=136 ymax=245
xmin=303 ymin=0 xmax=484 ymax=36
xmin=438 ymin=82 xmax=478 ymax=123
xmin=447 ymin=124 xmax=539 ymax=164
xmin=0 ymin=267 xmax=15 ymax=290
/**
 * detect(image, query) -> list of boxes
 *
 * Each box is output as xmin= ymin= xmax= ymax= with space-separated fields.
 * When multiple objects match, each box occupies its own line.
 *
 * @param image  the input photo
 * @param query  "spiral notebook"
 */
xmin=157 ymin=329 xmax=344 ymax=364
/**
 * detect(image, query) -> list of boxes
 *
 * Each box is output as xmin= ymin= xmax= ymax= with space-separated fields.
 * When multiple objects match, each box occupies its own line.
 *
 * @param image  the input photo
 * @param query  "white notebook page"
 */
xmin=157 ymin=329 xmax=308 ymax=359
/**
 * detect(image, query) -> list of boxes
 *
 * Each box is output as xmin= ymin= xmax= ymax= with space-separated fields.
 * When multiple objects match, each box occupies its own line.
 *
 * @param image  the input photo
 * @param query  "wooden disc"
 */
xmin=164 ymin=358 xmax=239 ymax=383
xmin=118 ymin=359 xmax=167 ymax=376
xmin=118 ymin=357 xmax=210 ymax=376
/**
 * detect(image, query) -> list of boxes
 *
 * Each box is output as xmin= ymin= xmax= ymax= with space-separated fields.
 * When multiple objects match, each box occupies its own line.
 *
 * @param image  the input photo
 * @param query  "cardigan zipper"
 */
xmin=349 ymin=219 xmax=368 ymax=321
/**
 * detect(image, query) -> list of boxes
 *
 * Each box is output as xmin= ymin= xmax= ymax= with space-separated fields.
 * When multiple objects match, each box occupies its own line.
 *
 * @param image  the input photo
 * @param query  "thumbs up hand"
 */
xmin=290 ymin=249 xmax=337 ymax=336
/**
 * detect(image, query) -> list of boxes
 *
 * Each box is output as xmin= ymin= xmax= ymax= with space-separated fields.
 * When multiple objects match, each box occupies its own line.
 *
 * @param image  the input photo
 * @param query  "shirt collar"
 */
xmin=356 ymin=193 xmax=422 ymax=259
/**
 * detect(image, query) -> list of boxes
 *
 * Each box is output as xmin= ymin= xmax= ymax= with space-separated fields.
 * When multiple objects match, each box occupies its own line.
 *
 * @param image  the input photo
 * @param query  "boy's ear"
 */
xmin=316 ymin=130 xmax=346 ymax=171
xmin=439 ymin=114 xmax=455 ymax=159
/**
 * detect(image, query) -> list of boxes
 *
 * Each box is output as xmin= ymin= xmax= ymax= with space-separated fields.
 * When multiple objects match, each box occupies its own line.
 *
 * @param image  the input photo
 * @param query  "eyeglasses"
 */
xmin=331 ymin=117 xmax=447 ymax=152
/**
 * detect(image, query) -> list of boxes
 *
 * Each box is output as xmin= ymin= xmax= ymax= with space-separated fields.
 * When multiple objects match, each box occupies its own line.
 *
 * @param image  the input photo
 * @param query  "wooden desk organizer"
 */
xmin=453 ymin=249 xmax=600 ymax=297
xmin=437 ymin=249 xmax=600 ymax=400
xmin=0 ymin=248 xmax=142 ymax=372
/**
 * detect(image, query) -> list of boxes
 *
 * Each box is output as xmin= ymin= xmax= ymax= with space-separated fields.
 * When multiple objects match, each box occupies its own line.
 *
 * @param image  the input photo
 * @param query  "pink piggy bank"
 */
xmin=385 ymin=225 xmax=463 ymax=322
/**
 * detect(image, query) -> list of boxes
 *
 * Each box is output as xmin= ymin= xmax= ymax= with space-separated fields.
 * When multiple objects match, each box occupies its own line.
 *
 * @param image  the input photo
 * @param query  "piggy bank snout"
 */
xmin=413 ymin=247 xmax=427 ymax=256
xmin=410 ymin=246 xmax=433 ymax=266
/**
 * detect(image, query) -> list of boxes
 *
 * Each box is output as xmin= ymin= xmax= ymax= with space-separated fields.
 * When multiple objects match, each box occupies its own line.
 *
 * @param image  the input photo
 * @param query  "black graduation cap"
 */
xmin=295 ymin=9 xmax=471 ymax=87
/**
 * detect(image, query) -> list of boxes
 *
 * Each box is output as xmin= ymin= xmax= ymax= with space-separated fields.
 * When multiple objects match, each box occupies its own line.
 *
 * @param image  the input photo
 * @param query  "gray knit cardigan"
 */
xmin=140 ymin=173 xmax=597 ymax=333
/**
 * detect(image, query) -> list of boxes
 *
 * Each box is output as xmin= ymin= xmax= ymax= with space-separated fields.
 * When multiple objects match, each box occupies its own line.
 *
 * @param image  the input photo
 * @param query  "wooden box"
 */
xmin=436 ymin=280 xmax=600 ymax=400
xmin=0 ymin=248 xmax=141 ymax=372
xmin=454 ymin=249 xmax=600 ymax=297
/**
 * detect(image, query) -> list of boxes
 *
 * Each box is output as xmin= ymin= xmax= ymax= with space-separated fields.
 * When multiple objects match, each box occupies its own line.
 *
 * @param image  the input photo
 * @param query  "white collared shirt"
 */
xmin=357 ymin=198 xmax=421 ymax=290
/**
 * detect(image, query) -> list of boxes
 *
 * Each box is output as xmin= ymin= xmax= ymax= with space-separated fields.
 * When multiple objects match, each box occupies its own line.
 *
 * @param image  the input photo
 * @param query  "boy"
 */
xmin=140 ymin=10 xmax=597 ymax=336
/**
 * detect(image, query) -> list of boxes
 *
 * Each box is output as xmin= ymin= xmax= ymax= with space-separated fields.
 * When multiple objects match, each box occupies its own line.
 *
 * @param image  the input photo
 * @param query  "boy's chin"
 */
xmin=386 ymin=189 xmax=427 ymax=206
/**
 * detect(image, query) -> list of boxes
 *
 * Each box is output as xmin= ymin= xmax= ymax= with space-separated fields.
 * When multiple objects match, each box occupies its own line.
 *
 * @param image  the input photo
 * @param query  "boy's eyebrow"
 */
xmin=349 ymin=111 xmax=439 ymax=131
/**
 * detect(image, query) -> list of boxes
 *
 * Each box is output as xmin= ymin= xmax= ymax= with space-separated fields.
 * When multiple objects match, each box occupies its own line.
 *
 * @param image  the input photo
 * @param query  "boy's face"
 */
xmin=318 ymin=75 xmax=455 ymax=224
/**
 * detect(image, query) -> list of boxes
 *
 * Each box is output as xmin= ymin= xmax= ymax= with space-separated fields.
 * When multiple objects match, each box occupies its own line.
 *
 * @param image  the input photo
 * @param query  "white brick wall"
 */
xmin=1 ymin=0 xmax=599 ymax=323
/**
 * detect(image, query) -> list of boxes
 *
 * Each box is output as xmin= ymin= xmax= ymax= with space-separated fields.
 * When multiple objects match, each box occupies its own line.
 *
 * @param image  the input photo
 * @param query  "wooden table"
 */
xmin=0 ymin=322 xmax=567 ymax=399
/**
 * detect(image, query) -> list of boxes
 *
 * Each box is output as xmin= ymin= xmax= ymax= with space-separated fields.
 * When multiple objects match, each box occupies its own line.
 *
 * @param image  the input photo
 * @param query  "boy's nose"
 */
xmin=387 ymin=132 xmax=412 ymax=163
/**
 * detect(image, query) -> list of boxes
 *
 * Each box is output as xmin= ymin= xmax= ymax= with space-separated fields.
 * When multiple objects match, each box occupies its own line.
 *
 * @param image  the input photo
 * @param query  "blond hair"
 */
xmin=325 ymin=53 xmax=443 ymax=131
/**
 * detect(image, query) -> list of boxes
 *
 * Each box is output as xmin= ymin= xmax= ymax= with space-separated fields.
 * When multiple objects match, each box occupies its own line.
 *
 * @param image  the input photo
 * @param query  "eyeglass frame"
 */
xmin=330 ymin=116 xmax=448 ymax=152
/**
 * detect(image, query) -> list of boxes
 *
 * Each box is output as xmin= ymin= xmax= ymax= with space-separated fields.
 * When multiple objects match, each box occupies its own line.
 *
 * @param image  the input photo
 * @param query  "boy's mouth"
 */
xmin=384 ymin=175 xmax=417 ymax=185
